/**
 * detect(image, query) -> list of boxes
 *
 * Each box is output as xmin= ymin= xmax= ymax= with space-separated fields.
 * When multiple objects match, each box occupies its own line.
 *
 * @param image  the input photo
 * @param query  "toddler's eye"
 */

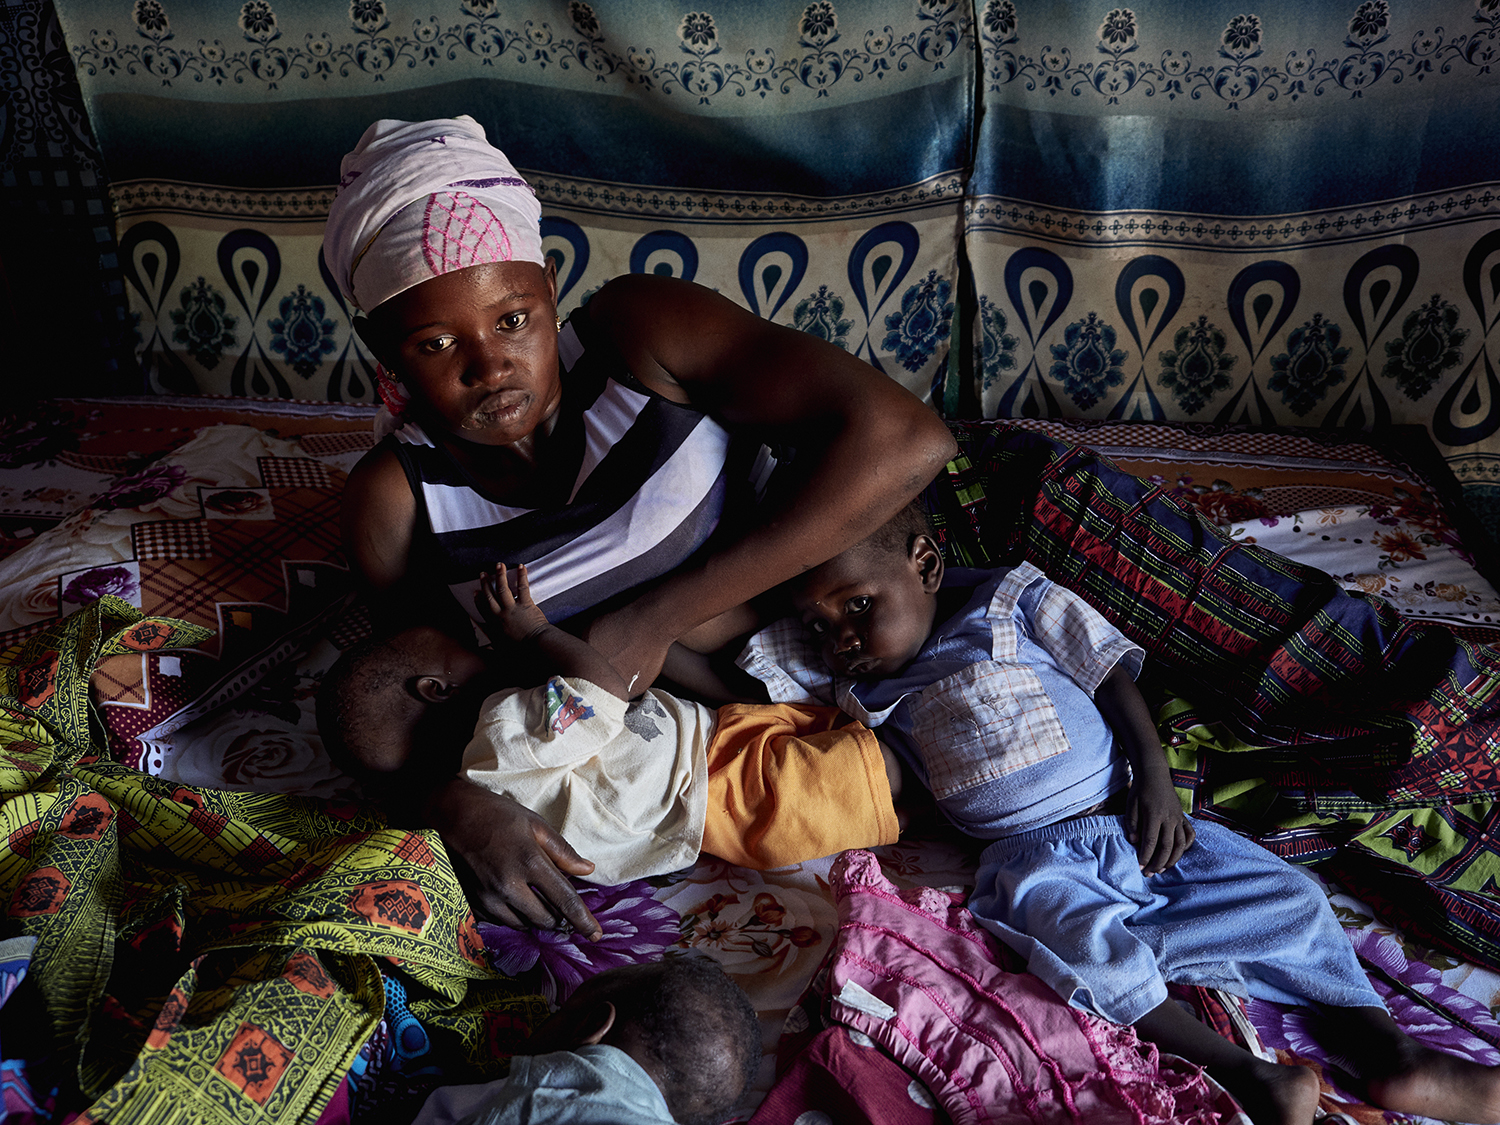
xmin=498 ymin=312 xmax=528 ymax=330
xmin=847 ymin=595 xmax=871 ymax=615
xmin=806 ymin=619 xmax=828 ymax=636
xmin=419 ymin=335 xmax=456 ymax=354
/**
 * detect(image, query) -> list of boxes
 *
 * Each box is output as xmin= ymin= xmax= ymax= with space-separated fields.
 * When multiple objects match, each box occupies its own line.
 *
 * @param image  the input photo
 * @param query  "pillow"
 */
xmin=1226 ymin=506 xmax=1500 ymax=630
xmin=1001 ymin=417 xmax=1498 ymax=586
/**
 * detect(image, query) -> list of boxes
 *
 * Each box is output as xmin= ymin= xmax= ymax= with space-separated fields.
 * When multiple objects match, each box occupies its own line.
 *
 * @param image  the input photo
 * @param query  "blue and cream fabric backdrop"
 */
xmin=966 ymin=1 xmax=1500 ymax=531
xmin=42 ymin=0 xmax=1500 ymax=526
xmin=53 ymin=0 xmax=973 ymax=410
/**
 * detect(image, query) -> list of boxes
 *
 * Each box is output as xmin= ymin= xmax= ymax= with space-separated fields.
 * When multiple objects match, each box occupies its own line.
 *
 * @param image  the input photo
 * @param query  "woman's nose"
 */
xmin=463 ymin=337 xmax=510 ymax=386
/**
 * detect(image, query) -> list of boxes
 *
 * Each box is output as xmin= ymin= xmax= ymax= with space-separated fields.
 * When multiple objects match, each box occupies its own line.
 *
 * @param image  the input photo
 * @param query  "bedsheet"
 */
xmin=3 ymin=399 xmax=1500 ymax=1123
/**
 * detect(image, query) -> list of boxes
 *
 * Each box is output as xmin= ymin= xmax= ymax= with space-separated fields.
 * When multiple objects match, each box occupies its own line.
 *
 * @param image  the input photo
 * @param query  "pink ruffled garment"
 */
xmin=783 ymin=849 xmax=1246 ymax=1125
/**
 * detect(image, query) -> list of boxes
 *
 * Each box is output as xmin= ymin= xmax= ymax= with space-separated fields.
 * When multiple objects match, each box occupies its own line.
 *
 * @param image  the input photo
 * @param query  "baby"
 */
xmin=413 ymin=955 xmax=760 ymax=1125
xmin=317 ymin=563 xmax=902 ymax=888
xmin=739 ymin=502 xmax=1500 ymax=1125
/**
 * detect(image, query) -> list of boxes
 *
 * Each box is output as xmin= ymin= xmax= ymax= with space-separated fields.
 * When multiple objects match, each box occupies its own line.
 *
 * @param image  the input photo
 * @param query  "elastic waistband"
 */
xmin=980 ymin=813 xmax=1129 ymax=858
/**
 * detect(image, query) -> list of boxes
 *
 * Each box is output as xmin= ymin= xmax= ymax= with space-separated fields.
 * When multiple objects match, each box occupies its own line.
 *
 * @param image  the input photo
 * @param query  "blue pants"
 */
xmin=967 ymin=815 xmax=1385 ymax=1025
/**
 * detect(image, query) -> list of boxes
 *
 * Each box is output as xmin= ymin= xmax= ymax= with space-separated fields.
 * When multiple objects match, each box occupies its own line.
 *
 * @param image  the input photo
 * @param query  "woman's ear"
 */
xmin=352 ymin=314 xmax=398 ymax=374
xmin=913 ymin=534 xmax=945 ymax=593
xmin=542 ymin=256 xmax=558 ymax=308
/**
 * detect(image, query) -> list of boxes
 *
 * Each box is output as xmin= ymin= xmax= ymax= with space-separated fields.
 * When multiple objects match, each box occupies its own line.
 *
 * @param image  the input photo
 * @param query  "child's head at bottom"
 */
xmin=791 ymin=500 xmax=944 ymax=680
xmin=315 ymin=625 xmax=489 ymax=781
xmin=524 ymin=955 xmax=761 ymax=1125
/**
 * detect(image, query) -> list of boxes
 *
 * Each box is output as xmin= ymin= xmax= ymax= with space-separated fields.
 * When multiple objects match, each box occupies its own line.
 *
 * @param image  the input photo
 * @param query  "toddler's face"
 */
xmin=793 ymin=544 xmax=938 ymax=679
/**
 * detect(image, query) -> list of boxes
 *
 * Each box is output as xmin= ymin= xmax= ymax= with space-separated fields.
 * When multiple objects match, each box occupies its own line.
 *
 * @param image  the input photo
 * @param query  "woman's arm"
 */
xmin=341 ymin=452 xmax=602 ymax=936
xmin=582 ymin=275 xmax=958 ymax=689
xmin=340 ymin=444 xmax=417 ymax=594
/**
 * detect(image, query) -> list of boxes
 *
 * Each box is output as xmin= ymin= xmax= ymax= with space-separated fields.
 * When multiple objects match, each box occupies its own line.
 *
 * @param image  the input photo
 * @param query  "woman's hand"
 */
xmin=428 ymin=776 xmax=603 ymax=939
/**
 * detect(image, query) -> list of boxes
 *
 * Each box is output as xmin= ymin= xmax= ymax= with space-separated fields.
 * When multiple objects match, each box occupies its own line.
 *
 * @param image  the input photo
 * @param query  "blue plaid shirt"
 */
xmin=738 ymin=563 xmax=1145 ymax=836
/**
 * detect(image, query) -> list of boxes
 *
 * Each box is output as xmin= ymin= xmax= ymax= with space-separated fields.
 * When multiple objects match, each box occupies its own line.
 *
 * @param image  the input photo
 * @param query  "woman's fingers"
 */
xmin=439 ymin=785 xmax=602 ymax=939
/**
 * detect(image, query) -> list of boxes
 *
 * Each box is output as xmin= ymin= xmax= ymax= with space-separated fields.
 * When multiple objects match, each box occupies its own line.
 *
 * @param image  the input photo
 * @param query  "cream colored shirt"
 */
xmin=461 ymin=675 xmax=713 ymax=885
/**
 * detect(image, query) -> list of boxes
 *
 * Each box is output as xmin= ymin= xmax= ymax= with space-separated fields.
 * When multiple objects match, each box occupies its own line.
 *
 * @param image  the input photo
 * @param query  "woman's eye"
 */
xmin=419 ymin=335 xmax=455 ymax=354
xmin=498 ymin=312 xmax=528 ymax=330
xmin=847 ymin=596 xmax=871 ymax=614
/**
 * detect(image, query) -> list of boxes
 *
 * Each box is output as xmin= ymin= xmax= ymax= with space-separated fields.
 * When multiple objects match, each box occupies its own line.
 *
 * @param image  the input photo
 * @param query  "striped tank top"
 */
xmin=385 ymin=307 xmax=734 ymax=638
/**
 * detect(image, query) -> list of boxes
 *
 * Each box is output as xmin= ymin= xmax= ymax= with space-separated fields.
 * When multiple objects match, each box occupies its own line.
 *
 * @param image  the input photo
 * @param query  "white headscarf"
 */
xmin=323 ymin=115 xmax=544 ymax=314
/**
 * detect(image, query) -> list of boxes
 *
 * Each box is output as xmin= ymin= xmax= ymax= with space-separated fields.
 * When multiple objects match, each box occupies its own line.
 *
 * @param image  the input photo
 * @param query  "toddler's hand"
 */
xmin=1126 ymin=778 xmax=1195 ymax=875
xmin=477 ymin=563 xmax=550 ymax=643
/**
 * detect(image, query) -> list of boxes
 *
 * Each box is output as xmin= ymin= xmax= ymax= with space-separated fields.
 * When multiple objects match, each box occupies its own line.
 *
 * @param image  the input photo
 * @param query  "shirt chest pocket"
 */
xmin=907 ymin=663 xmax=1069 ymax=800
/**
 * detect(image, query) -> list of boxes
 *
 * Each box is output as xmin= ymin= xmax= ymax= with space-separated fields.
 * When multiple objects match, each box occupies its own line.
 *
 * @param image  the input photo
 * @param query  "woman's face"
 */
xmin=369 ymin=259 xmax=561 ymax=447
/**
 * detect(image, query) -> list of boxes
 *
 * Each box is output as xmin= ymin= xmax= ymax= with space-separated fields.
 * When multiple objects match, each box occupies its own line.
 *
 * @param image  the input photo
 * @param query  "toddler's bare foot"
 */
xmin=1215 ymin=1058 xmax=1321 ymax=1125
xmin=1365 ymin=1044 xmax=1500 ymax=1124
xmin=1133 ymin=998 xmax=1320 ymax=1125
xmin=1333 ymin=1004 xmax=1500 ymax=1123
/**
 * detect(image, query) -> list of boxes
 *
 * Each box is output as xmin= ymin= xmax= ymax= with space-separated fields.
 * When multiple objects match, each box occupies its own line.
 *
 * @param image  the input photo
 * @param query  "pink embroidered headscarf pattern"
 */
xmin=422 ymin=190 xmax=514 ymax=278
xmin=323 ymin=115 xmax=544 ymax=315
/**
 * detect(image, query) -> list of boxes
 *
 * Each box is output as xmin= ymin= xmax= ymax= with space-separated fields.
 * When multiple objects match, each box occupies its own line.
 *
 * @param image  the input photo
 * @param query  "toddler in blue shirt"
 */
xmin=741 ymin=502 xmax=1500 ymax=1125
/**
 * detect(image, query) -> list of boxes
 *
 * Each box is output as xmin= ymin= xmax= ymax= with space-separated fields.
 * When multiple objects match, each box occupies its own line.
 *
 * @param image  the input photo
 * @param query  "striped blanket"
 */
xmin=925 ymin=421 xmax=1500 ymax=968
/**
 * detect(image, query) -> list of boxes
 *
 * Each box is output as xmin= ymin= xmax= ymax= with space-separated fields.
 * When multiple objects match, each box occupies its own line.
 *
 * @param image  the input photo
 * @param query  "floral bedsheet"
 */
xmin=1227 ymin=506 xmax=1500 ymax=631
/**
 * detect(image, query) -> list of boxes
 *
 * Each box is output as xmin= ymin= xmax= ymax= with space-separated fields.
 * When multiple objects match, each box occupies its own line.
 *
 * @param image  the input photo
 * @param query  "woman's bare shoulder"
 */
xmin=586 ymin=275 xmax=759 ymax=345
xmin=341 ymin=441 xmax=417 ymax=589
xmin=345 ymin=439 xmax=407 ymax=494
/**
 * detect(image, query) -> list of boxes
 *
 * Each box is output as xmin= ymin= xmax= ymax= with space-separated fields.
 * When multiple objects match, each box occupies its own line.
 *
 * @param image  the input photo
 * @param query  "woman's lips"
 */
xmin=463 ymin=389 xmax=528 ymax=429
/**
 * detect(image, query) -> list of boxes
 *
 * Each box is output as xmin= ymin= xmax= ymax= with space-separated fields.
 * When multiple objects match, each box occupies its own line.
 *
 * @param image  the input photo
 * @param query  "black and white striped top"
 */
xmin=385 ymin=310 xmax=734 ymax=638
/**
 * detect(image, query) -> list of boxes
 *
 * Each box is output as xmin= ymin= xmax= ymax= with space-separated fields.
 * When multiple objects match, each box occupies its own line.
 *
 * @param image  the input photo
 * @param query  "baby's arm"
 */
xmin=478 ymin=564 xmax=633 ymax=700
xmin=1094 ymin=665 xmax=1195 ymax=874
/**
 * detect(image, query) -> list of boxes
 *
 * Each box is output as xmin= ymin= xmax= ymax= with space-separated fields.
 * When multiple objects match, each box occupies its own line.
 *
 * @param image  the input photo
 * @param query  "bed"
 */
xmin=1 ymin=396 xmax=1498 ymax=1125
xmin=8 ymin=1 xmax=1500 ymax=1119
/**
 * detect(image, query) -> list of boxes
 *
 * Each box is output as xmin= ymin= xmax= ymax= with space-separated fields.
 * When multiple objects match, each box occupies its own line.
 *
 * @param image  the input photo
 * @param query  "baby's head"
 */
xmin=792 ymin=501 xmax=943 ymax=680
xmin=525 ymin=955 xmax=761 ymax=1125
xmin=316 ymin=625 xmax=489 ymax=780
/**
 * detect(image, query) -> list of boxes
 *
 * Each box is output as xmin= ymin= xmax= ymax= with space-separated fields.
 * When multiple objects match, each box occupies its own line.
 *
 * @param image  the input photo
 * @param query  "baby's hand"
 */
xmin=477 ymin=563 xmax=550 ymax=643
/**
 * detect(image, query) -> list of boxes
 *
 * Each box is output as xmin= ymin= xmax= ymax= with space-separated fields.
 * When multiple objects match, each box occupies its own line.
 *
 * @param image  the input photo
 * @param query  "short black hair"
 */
xmin=314 ymin=633 xmax=410 ymax=779
xmin=858 ymin=499 xmax=933 ymax=558
xmin=597 ymin=956 xmax=761 ymax=1125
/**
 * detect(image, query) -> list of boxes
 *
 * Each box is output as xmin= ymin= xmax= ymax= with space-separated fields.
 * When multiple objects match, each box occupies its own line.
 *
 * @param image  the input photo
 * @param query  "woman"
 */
xmin=323 ymin=117 xmax=956 ymax=937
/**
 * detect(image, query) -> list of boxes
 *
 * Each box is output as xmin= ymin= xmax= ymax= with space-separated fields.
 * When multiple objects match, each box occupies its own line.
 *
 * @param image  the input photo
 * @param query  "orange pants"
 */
xmin=700 ymin=702 xmax=900 ymax=869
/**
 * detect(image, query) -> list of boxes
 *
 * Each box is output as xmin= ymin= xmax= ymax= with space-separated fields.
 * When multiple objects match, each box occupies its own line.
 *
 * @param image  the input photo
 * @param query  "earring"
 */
xmin=555 ymin=314 xmax=563 ymax=333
